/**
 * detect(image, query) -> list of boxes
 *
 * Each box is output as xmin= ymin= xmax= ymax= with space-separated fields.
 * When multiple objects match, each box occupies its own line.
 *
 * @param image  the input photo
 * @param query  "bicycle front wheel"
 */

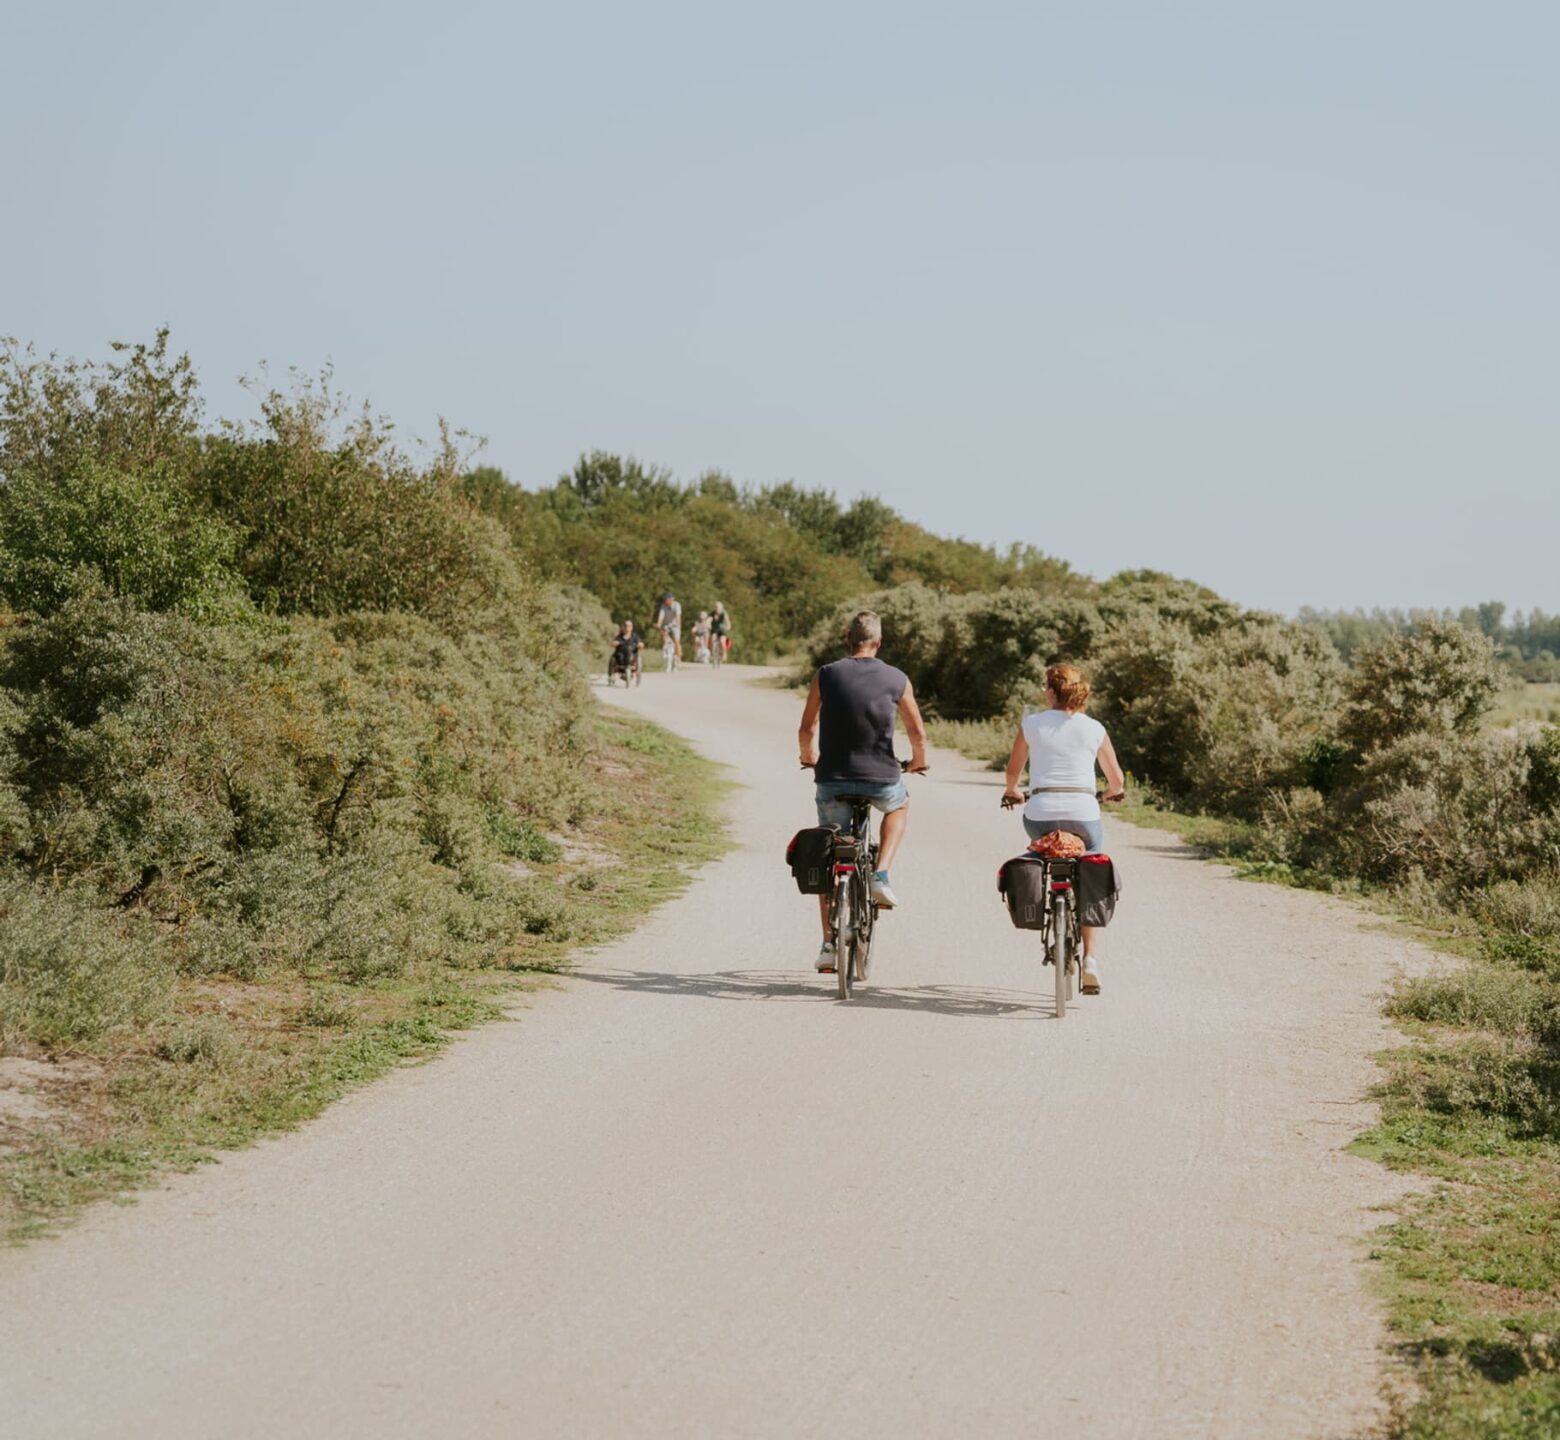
xmin=1052 ymin=894 xmax=1069 ymax=1018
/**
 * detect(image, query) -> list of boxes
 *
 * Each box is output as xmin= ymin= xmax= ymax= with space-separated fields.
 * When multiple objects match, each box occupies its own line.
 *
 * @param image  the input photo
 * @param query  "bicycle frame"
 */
xmin=827 ymin=800 xmax=878 ymax=1001
xmin=1000 ymin=787 xmax=1094 ymax=1016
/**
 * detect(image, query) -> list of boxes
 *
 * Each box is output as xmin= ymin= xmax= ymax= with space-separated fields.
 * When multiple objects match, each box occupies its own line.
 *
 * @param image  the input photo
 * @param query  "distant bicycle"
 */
xmin=661 ymin=630 xmax=679 ymax=673
xmin=607 ymin=648 xmax=642 ymax=686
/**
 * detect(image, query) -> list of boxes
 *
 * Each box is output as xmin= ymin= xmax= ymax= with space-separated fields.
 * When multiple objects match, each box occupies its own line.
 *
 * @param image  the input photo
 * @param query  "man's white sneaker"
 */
xmin=816 ymin=941 xmax=837 ymax=973
xmin=870 ymin=872 xmax=899 ymax=908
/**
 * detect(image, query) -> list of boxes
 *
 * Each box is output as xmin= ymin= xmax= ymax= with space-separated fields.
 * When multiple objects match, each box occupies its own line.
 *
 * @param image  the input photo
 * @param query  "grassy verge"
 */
xmin=928 ymin=719 xmax=1560 ymax=1437
xmin=0 ymin=706 xmax=724 ymax=1245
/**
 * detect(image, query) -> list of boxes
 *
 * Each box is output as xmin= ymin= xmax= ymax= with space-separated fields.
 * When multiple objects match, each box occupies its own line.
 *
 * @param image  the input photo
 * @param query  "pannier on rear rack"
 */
xmin=1075 ymin=854 xmax=1122 ymax=927
xmin=786 ymin=825 xmax=840 ymax=894
xmin=996 ymin=855 xmax=1050 ymax=930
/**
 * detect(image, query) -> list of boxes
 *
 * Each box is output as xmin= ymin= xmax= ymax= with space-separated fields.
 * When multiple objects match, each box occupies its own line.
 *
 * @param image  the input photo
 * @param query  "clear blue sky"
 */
xmin=5 ymin=1 xmax=1556 ymax=615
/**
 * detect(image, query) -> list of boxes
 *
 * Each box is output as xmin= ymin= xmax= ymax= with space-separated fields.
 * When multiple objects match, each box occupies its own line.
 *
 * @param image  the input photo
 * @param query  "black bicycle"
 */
xmin=803 ymin=759 xmax=923 ymax=1001
xmin=607 ymin=644 xmax=642 ymax=687
xmin=1000 ymin=787 xmax=1121 ymax=1018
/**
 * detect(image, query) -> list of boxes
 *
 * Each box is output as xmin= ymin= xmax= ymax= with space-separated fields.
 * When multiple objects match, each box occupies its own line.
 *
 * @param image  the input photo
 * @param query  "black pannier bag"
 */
xmin=1076 ymin=854 xmax=1122 ymax=927
xmin=997 ymin=853 xmax=1123 ymax=930
xmin=787 ymin=825 xmax=840 ymax=894
xmin=996 ymin=855 xmax=1050 ymax=930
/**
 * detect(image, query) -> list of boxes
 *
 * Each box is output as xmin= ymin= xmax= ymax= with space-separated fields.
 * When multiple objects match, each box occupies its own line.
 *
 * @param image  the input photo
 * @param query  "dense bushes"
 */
xmin=0 ymin=335 xmax=607 ymax=1052
xmin=464 ymin=453 xmax=1089 ymax=660
xmin=201 ymin=387 xmax=522 ymax=623
xmin=802 ymin=585 xmax=1098 ymax=720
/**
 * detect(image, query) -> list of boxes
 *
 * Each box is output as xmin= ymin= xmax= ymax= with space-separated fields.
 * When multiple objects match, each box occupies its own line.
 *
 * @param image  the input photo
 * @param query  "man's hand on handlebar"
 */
xmin=902 ymin=756 xmax=930 ymax=776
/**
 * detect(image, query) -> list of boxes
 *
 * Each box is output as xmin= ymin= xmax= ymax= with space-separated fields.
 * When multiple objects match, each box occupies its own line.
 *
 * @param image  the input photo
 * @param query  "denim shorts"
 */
xmin=1022 ymin=816 xmax=1103 ymax=853
xmin=815 ymin=779 xmax=909 ymax=828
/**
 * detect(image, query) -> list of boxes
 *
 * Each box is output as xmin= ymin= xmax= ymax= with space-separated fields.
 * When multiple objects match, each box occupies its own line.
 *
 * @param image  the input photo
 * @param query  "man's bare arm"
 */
xmin=898 ymin=681 xmax=929 ymax=773
xmin=798 ymin=675 xmax=822 ymax=767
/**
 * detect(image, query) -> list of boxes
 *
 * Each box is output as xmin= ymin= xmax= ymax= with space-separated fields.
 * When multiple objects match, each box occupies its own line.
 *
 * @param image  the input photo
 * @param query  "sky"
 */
xmin=3 ymin=1 xmax=1556 ymax=615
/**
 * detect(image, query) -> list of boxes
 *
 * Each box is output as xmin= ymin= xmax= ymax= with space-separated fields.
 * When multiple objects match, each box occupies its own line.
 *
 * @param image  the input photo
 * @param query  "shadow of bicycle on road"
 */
xmin=570 ymin=966 xmax=1059 ymax=1018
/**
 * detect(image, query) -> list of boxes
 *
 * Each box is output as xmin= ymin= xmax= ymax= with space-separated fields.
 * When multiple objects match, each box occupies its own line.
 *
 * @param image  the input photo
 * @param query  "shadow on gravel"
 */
xmin=1124 ymin=842 xmax=1201 ymax=860
xmin=571 ymin=967 xmax=1058 ymax=1018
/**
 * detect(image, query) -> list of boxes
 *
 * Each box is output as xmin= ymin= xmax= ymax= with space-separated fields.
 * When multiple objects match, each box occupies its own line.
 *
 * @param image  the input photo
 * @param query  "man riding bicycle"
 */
xmin=653 ymin=592 xmax=683 ymax=663
xmin=797 ymin=610 xmax=928 ymax=972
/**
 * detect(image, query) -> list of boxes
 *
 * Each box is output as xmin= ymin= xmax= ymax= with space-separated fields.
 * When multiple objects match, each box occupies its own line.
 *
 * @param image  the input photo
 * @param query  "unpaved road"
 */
xmin=0 ymin=668 xmax=1424 ymax=1439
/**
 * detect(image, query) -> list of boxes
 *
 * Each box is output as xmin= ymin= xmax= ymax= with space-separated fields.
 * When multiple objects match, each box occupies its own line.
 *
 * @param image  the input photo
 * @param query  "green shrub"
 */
xmin=801 ymin=584 xmax=1098 ymax=720
xmin=0 ymin=461 xmax=246 ymax=619
xmin=1092 ymin=613 xmax=1342 ymax=816
xmin=1341 ymin=619 xmax=1499 ymax=753
xmin=1390 ymin=965 xmax=1554 ymax=1037
xmin=197 ymin=380 xmax=523 ymax=624
xmin=0 ymin=877 xmax=171 ymax=1047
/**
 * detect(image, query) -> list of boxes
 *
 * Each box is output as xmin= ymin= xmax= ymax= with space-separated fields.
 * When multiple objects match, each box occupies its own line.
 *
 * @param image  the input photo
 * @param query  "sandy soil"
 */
xmin=0 ymin=666 xmax=1427 ymax=1438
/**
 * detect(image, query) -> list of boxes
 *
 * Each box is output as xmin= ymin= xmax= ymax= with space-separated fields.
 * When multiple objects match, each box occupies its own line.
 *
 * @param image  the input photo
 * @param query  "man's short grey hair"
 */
xmin=847 ymin=611 xmax=883 ymax=648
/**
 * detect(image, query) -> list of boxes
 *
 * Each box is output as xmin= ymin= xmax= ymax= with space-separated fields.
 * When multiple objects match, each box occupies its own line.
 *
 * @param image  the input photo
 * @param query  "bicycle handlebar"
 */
xmin=999 ymin=788 xmax=1125 ymax=811
xmin=799 ymin=758 xmax=929 ymax=775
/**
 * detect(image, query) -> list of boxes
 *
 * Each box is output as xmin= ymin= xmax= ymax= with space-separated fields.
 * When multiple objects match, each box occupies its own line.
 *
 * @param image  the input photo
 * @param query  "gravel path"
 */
xmin=0 ymin=667 xmax=1425 ymax=1438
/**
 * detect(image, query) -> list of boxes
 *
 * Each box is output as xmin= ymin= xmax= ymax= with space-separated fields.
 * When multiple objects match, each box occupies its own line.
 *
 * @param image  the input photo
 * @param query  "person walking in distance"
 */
xmin=653 ymin=592 xmax=683 ymax=664
xmin=797 ymin=610 xmax=929 ymax=971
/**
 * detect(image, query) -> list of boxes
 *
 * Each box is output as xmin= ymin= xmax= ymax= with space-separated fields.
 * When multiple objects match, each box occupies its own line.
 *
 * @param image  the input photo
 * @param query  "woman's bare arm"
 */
xmin=1097 ymin=734 xmax=1126 ymax=801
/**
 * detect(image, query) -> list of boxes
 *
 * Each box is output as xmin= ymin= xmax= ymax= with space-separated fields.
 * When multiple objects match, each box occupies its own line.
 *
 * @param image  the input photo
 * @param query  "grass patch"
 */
xmin=1492 ymin=682 xmax=1560 ymax=731
xmin=0 ymin=705 xmax=725 ymax=1245
xmin=923 ymin=714 xmax=1011 ymax=769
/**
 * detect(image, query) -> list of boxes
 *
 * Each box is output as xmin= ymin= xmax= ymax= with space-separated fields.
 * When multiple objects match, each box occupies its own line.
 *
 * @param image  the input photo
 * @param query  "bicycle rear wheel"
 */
xmin=853 ymin=878 xmax=874 ymax=984
xmin=834 ymin=882 xmax=853 ymax=1000
xmin=1052 ymin=894 xmax=1069 ymax=1018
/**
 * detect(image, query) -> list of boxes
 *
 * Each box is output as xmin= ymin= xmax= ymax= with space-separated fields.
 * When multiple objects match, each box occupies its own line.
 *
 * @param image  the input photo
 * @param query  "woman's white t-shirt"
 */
xmin=1021 ymin=709 xmax=1107 ymax=823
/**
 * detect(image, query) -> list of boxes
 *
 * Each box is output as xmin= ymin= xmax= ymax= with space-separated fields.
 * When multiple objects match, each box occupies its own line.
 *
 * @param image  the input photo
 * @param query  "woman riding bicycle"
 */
xmin=1001 ymin=664 xmax=1125 ymax=994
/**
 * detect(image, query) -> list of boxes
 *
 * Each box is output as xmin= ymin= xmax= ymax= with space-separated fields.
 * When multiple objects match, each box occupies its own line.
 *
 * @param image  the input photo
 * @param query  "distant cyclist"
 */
xmin=653 ymin=592 xmax=683 ymax=663
xmin=609 ymin=619 xmax=643 ymax=683
xmin=710 ymin=601 xmax=731 ymax=661
xmin=691 ymin=611 xmax=712 ymax=664
xmin=797 ymin=610 xmax=928 ymax=971
xmin=1001 ymin=663 xmax=1126 ymax=994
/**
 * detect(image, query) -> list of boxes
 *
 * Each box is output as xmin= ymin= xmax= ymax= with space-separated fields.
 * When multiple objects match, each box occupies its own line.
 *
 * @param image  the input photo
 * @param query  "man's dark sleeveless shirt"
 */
xmin=816 ymin=656 xmax=908 ymax=784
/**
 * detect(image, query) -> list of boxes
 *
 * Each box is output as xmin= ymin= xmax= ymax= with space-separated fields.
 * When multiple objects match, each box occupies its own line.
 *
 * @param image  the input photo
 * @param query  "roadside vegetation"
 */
xmin=0 ymin=334 xmax=722 ymax=1241
xmin=463 ymin=455 xmax=1089 ymax=660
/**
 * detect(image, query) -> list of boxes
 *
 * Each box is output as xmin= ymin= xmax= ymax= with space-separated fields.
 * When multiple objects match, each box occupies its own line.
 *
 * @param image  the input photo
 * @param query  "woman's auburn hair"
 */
xmin=1046 ymin=663 xmax=1091 ymax=711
